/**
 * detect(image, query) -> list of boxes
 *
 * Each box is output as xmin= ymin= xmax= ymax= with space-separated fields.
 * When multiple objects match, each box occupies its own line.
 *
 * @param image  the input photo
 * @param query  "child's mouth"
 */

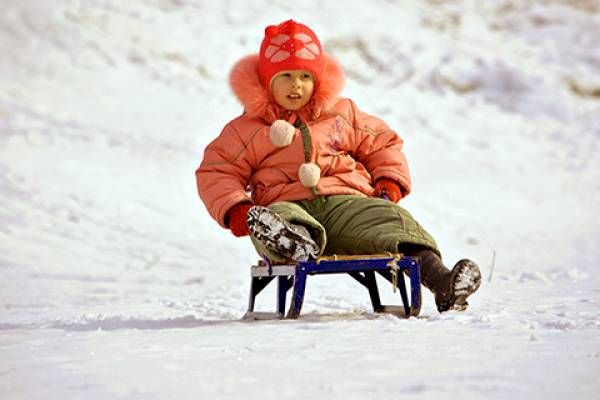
xmin=287 ymin=94 xmax=302 ymax=100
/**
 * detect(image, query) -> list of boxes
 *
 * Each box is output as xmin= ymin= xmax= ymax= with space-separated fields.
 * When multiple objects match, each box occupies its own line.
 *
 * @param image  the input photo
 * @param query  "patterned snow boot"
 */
xmin=247 ymin=206 xmax=319 ymax=262
xmin=434 ymin=259 xmax=482 ymax=312
xmin=409 ymin=247 xmax=482 ymax=312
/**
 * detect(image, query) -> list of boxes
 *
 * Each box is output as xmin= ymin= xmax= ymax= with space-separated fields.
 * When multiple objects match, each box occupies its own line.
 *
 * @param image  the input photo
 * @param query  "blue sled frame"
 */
xmin=244 ymin=254 xmax=421 ymax=320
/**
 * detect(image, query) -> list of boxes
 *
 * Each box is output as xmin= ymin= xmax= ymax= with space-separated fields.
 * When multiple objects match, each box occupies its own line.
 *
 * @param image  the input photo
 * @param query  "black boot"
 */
xmin=405 ymin=247 xmax=482 ymax=312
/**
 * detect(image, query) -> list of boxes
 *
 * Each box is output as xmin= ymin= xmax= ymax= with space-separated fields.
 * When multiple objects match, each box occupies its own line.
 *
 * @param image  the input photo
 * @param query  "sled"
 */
xmin=243 ymin=253 xmax=421 ymax=320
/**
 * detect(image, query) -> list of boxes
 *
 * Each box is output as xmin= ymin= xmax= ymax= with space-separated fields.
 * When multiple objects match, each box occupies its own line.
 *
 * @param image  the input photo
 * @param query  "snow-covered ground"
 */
xmin=1 ymin=0 xmax=599 ymax=399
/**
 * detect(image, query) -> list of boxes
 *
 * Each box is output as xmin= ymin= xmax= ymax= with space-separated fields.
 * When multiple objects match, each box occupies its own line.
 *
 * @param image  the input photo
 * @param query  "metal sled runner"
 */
xmin=244 ymin=253 xmax=422 ymax=320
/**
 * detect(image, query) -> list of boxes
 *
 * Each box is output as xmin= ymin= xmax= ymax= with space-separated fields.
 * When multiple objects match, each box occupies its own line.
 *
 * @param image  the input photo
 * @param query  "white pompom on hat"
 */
xmin=269 ymin=119 xmax=296 ymax=147
xmin=298 ymin=162 xmax=321 ymax=188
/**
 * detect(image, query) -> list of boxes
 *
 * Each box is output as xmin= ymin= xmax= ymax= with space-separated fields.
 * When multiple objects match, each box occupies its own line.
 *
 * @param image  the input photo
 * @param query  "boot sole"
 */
xmin=247 ymin=206 xmax=318 ymax=262
xmin=437 ymin=259 xmax=482 ymax=312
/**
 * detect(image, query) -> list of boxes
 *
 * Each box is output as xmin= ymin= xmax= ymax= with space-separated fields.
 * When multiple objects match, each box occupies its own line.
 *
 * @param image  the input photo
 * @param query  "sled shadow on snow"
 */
xmin=49 ymin=314 xmax=429 ymax=331
xmin=1 ymin=312 xmax=430 ymax=332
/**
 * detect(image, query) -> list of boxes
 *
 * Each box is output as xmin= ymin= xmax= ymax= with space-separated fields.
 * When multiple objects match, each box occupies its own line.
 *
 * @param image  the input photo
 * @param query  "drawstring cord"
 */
xmin=294 ymin=118 xmax=320 ymax=199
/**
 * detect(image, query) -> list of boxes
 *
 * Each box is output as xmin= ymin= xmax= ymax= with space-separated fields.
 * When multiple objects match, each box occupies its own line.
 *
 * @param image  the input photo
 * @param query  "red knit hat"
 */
xmin=258 ymin=20 xmax=324 ymax=93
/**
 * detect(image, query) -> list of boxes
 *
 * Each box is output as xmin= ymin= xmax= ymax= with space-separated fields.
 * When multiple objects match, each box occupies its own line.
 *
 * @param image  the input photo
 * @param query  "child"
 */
xmin=196 ymin=19 xmax=481 ymax=312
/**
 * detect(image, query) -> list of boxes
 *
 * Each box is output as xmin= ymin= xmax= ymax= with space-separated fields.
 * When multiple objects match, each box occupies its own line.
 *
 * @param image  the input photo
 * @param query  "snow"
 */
xmin=1 ymin=0 xmax=599 ymax=399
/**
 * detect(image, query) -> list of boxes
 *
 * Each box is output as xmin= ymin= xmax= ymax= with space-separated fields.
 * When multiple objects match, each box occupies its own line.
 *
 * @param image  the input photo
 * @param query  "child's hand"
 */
xmin=227 ymin=202 xmax=254 ymax=237
xmin=374 ymin=178 xmax=403 ymax=203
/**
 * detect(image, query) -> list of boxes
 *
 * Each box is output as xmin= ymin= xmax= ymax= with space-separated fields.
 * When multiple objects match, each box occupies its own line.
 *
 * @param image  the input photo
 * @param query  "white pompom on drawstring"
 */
xmin=269 ymin=119 xmax=296 ymax=147
xmin=298 ymin=162 xmax=321 ymax=188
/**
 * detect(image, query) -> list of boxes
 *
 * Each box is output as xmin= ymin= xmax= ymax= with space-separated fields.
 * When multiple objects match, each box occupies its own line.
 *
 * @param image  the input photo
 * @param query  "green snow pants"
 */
xmin=250 ymin=195 xmax=439 ymax=263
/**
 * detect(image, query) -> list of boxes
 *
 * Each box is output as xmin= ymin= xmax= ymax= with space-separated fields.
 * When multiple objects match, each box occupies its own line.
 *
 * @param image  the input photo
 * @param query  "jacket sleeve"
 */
xmin=347 ymin=100 xmax=412 ymax=196
xmin=195 ymin=123 xmax=254 ymax=227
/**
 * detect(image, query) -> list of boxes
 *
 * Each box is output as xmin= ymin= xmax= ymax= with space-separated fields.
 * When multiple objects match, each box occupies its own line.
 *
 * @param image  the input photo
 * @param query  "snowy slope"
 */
xmin=1 ymin=1 xmax=599 ymax=399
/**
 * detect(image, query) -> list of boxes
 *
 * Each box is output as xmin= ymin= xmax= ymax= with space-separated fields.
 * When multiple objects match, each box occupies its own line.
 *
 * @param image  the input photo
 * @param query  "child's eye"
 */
xmin=282 ymin=73 xmax=291 ymax=78
xmin=302 ymin=74 xmax=311 ymax=79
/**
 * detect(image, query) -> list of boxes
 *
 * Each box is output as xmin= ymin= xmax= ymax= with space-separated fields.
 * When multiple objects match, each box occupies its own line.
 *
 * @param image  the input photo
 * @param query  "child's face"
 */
xmin=270 ymin=70 xmax=315 ymax=111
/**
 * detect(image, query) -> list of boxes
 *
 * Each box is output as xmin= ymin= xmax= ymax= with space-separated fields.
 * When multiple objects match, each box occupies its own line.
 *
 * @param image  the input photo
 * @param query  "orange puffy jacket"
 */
xmin=196 ymin=54 xmax=411 ymax=227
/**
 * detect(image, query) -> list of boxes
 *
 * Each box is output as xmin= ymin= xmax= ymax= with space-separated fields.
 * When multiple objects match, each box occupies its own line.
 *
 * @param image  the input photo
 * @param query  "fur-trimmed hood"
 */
xmin=198 ymin=55 xmax=412 ymax=226
xmin=229 ymin=53 xmax=345 ymax=123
